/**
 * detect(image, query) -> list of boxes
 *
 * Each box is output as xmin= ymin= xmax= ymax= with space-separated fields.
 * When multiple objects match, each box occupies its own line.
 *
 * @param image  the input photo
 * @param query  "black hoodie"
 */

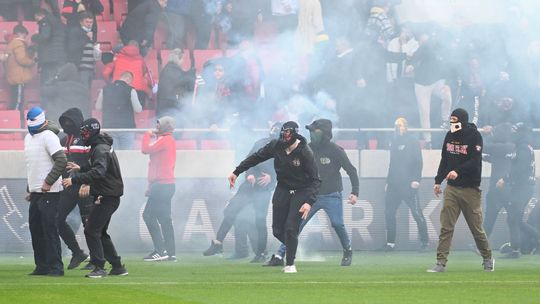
xmin=483 ymin=123 xmax=515 ymax=189
xmin=505 ymin=128 xmax=536 ymax=188
xmin=59 ymin=108 xmax=90 ymax=178
xmin=387 ymin=133 xmax=423 ymax=189
xmin=435 ymin=123 xmax=483 ymax=188
xmin=307 ymin=119 xmax=359 ymax=196
xmin=71 ymin=133 xmax=124 ymax=197
xmin=233 ymin=135 xmax=321 ymax=205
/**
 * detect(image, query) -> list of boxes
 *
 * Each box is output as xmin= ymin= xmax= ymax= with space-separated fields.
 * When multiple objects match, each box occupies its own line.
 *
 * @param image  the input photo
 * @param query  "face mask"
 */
xmin=310 ymin=131 xmax=323 ymax=144
xmin=82 ymin=26 xmax=92 ymax=32
xmin=450 ymin=122 xmax=462 ymax=133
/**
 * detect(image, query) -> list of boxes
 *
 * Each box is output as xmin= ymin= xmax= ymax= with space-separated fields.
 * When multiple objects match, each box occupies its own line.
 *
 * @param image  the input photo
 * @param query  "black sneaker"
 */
xmin=81 ymin=262 xmax=94 ymax=270
xmin=68 ymin=252 xmax=89 ymax=270
xmin=143 ymin=251 xmax=169 ymax=261
xmin=263 ymin=254 xmax=284 ymax=267
xmin=85 ymin=267 xmax=107 ymax=278
xmin=250 ymin=253 xmax=267 ymax=263
xmin=109 ymin=265 xmax=128 ymax=276
xmin=28 ymin=269 xmax=49 ymax=276
xmin=203 ymin=240 xmax=223 ymax=256
xmin=341 ymin=249 xmax=353 ymax=266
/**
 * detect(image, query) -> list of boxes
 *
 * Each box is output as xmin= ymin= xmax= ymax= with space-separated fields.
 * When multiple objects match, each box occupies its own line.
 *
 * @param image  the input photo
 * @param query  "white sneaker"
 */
xmin=283 ymin=265 xmax=297 ymax=273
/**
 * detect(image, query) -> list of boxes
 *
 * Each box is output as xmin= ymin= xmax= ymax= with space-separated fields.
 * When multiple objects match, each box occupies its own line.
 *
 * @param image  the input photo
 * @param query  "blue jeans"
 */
xmin=277 ymin=192 xmax=351 ymax=257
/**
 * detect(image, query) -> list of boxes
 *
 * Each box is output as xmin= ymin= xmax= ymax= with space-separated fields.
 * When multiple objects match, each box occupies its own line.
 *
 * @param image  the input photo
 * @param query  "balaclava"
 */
xmin=450 ymin=108 xmax=469 ymax=133
xmin=79 ymin=118 xmax=101 ymax=144
xmin=306 ymin=119 xmax=332 ymax=145
xmin=26 ymin=106 xmax=46 ymax=135
xmin=280 ymin=121 xmax=299 ymax=146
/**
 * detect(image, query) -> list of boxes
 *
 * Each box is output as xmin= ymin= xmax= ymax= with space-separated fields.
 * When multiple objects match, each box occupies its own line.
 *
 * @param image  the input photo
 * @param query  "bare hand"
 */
xmin=25 ymin=193 xmax=31 ymax=202
xmin=228 ymin=173 xmax=237 ymax=189
xmin=496 ymin=178 xmax=505 ymax=189
xmin=411 ymin=181 xmax=420 ymax=189
xmin=446 ymin=171 xmax=458 ymax=180
xmin=348 ymin=194 xmax=358 ymax=205
xmin=299 ymin=203 xmax=311 ymax=220
xmin=257 ymin=173 xmax=272 ymax=187
xmin=62 ymin=178 xmax=73 ymax=188
xmin=246 ymin=174 xmax=256 ymax=186
xmin=79 ymin=184 xmax=90 ymax=198
xmin=41 ymin=182 xmax=51 ymax=192
xmin=434 ymin=184 xmax=442 ymax=197
xmin=67 ymin=162 xmax=80 ymax=173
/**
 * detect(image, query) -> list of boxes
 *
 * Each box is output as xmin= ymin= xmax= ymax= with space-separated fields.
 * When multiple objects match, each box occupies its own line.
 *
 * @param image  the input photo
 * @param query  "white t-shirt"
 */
xmin=24 ymin=130 xmax=64 ymax=193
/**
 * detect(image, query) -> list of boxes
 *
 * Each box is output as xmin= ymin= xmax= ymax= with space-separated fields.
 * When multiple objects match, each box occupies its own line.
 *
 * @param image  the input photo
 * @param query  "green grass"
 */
xmin=0 ymin=251 xmax=539 ymax=304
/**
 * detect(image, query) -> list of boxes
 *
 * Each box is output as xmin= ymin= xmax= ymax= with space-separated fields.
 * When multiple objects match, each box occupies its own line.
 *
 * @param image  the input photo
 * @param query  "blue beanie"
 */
xmin=26 ymin=106 xmax=46 ymax=135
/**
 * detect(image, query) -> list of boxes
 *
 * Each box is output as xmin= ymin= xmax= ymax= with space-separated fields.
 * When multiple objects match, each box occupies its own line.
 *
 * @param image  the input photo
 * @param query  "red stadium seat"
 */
xmin=0 ymin=81 xmax=10 ymax=104
xmin=96 ymin=0 xmax=112 ymax=21
xmin=153 ymin=19 xmax=168 ymax=51
xmin=0 ymin=110 xmax=22 ymax=140
xmin=21 ymin=21 xmax=39 ymax=38
xmin=0 ymin=22 xmax=18 ymax=41
xmin=113 ymin=0 xmax=128 ymax=25
xmin=0 ymin=139 xmax=24 ymax=150
xmin=96 ymin=21 xmax=119 ymax=45
xmin=200 ymin=139 xmax=230 ymax=150
xmin=175 ymin=139 xmax=197 ymax=150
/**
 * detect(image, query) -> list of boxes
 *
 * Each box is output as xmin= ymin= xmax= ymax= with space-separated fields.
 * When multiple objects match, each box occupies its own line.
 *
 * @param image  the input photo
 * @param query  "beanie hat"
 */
xmin=26 ymin=106 xmax=46 ymax=135
xmin=157 ymin=116 xmax=176 ymax=133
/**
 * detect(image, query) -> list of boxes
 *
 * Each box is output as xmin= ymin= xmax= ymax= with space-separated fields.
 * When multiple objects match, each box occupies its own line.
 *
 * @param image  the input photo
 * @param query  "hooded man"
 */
xmin=382 ymin=117 xmax=428 ymax=252
xmin=57 ymin=108 xmax=93 ymax=270
xmin=429 ymin=108 xmax=494 ymax=272
xmin=226 ymin=121 xmax=320 ymax=273
xmin=496 ymin=122 xmax=536 ymax=258
xmin=203 ymin=122 xmax=281 ymax=263
xmin=141 ymin=116 xmax=178 ymax=262
xmin=24 ymin=106 xmax=67 ymax=276
xmin=266 ymin=118 xmax=359 ymax=267
xmin=62 ymin=118 xmax=127 ymax=278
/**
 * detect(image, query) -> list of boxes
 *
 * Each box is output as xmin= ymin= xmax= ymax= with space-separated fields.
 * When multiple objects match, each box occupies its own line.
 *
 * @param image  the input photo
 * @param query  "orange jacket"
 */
xmin=102 ymin=44 xmax=152 ymax=95
xmin=5 ymin=37 xmax=34 ymax=85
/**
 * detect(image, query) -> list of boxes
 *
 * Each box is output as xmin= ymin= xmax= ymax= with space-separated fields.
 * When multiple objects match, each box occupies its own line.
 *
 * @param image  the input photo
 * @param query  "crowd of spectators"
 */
xmin=1 ymin=0 xmax=540 ymax=149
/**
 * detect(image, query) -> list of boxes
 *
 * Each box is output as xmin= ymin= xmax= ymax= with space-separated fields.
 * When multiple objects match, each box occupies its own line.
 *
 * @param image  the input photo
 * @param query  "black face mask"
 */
xmin=310 ymin=130 xmax=323 ymax=145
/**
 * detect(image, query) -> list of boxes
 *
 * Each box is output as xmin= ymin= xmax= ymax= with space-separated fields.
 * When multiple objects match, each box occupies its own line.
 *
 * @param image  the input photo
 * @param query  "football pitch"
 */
xmin=1 ymin=251 xmax=539 ymax=304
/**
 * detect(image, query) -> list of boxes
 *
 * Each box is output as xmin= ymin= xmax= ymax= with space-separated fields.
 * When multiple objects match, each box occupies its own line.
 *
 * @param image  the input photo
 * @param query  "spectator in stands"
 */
xmin=102 ymin=40 xmax=153 ymax=106
xmin=296 ymin=0 xmax=324 ymax=53
xmin=405 ymin=33 xmax=452 ymax=148
xmin=364 ymin=0 xmax=396 ymax=46
xmin=5 ymin=24 xmax=35 ymax=110
xmin=156 ymin=48 xmax=195 ymax=122
xmin=66 ymin=12 xmax=102 ymax=88
xmin=32 ymin=8 xmax=67 ymax=87
xmin=212 ymin=0 xmax=233 ymax=48
xmin=190 ymin=0 xmax=214 ymax=49
xmin=120 ymin=0 xmax=167 ymax=55
xmin=62 ymin=0 xmax=86 ymax=28
xmin=164 ymin=0 xmax=192 ymax=49
xmin=271 ymin=0 xmax=298 ymax=32
xmin=96 ymin=71 xmax=143 ymax=150
xmin=41 ymin=63 xmax=91 ymax=124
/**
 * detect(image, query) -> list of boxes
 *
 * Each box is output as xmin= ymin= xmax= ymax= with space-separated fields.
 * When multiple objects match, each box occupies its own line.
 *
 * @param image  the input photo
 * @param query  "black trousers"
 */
xmin=84 ymin=196 xmax=122 ymax=269
xmin=143 ymin=183 xmax=176 ymax=256
xmin=384 ymin=185 xmax=429 ymax=245
xmin=271 ymin=186 xmax=308 ymax=266
xmin=28 ymin=192 xmax=63 ymax=274
xmin=216 ymin=182 xmax=271 ymax=255
xmin=483 ymin=185 xmax=511 ymax=237
xmin=520 ymin=202 xmax=540 ymax=253
xmin=57 ymin=186 xmax=93 ymax=256
xmin=507 ymin=186 xmax=534 ymax=250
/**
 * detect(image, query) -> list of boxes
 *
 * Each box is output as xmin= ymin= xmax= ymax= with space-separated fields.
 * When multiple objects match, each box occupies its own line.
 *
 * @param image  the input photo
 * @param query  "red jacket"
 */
xmin=141 ymin=132 xmax=176 ymax=184
xmin=103 ymin=44 xmax=152 ymax=94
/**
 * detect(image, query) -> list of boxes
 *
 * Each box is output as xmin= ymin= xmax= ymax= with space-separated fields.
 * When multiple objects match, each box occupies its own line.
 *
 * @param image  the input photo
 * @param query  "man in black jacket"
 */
xmin=57 ymin=108 xmax=93 ymax=270
xmin=62 ymin=118 xmax=128 ymax=278
xmin=267 ymin=119 xmax=359 ymax=267
xmin=496 ymin=122 xmax=536 ymax=258
xmin=428 ymin=108 xmax=493 ymax=272
xmin=32 ymin=9 xmax=66 ymax=86
xmin=383 ymin=117 xmax=428 ymax=252
xmin=227 ymin=121 xmax=320 ymax=273
xmin=203 ymin=122 xmax=280 ymax=262
xmin=66 ymin=12 xmax=100 ymax=88
xmin=120 ymin=0 xmax=167 ymax=55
